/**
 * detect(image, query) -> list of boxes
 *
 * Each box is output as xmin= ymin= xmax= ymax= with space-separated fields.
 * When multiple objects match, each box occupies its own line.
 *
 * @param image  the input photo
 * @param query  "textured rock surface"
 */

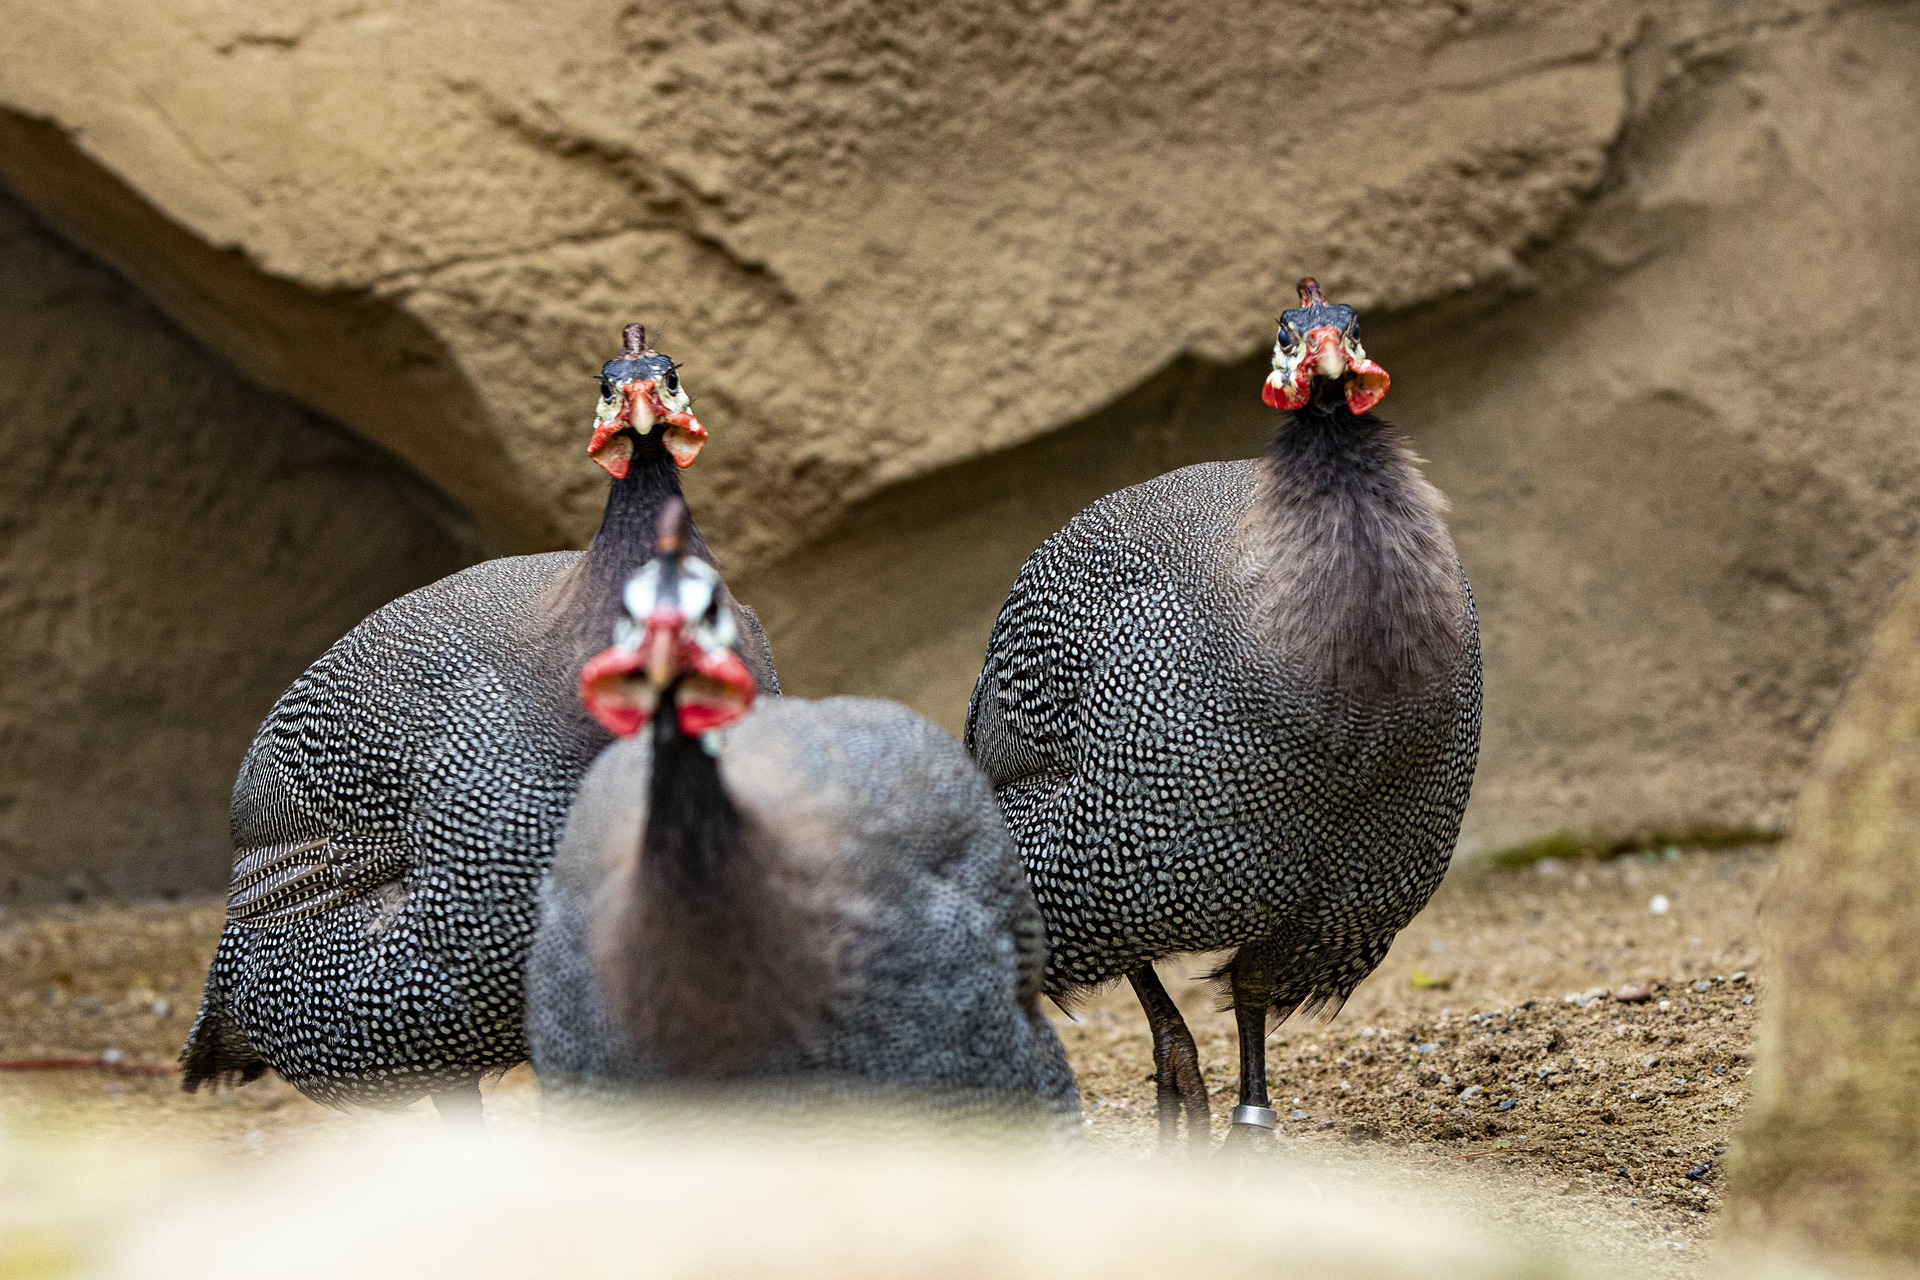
xmin=0 ymin=188 xmax=481 ymax=902
xmin=1 ymin=1 xmax=1918 ymax=886
xmin=1727 ymin=559 xmax=1920 ymax=1269
xmin=0 ymin=0 xmax=1640 ymax=559
xmin=741 ymin=4 xmax=1920 ymax=853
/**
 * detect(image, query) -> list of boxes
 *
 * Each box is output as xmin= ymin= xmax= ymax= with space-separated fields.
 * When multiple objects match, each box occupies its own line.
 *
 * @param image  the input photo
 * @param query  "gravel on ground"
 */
xmin=0 ymin=845 xmax=1772 ymax=1276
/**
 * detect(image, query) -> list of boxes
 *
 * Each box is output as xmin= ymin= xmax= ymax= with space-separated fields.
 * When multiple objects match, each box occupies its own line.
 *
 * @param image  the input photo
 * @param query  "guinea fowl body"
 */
xmin=527 ymin=697 xmax=1081 ymax=1131
xmin=967 ymin=408 xmax=1480 ymax=1020
xmin=182 ymin=437 xmax=777 ymax=1108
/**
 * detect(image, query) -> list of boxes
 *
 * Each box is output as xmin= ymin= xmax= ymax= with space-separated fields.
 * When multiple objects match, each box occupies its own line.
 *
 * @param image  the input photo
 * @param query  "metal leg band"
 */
xmin=1230 ymin=1104 xmax=1279 ymax=1129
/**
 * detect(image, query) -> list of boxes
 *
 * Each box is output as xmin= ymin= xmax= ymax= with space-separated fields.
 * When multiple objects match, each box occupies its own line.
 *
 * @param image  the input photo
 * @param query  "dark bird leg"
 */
xmin=1224 ymin=949 xmax=1278 ymax=1148
xmin=1127 ymin=963 xmax=1210 ymax=1144
xmin=431 ymin=1078 xmax=487 ymax=1133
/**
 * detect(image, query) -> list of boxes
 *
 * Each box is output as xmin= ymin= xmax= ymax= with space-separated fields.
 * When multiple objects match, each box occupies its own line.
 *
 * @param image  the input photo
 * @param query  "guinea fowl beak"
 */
xmin=1262 ymin=277 xmax=1392 ymax=415
xmin=623 ymin=380 xmax=708 ymax=471
xmin=587 ymin=381 xmax=710 ymax=477
xmin=1305 ymin=326 xmax=1348 ymax=380
xmin=1262 ymin=323 xmax=1391 ymax=415
xmin=640 ymin=607 xmax=687 ymax=690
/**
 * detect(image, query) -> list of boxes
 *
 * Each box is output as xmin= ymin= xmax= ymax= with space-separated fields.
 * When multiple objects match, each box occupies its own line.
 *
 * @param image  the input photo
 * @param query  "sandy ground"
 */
xmin=0 ymin=845 xmax=1770 ymax=1275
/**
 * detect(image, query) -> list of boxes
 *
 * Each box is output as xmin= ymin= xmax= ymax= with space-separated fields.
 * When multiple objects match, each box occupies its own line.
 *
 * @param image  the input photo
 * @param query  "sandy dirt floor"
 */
xmin=0 ymin=845 xmax=1770 ymax=1275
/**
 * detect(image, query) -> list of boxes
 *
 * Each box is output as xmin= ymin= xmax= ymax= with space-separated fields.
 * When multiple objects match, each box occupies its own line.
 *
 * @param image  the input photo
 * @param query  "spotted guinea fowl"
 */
xmin=527 ymin=503 xmax=1079 ymax=1133
xmin=966 ymin=279 xmax=1480 ymax=1144
xmin=181 ymin=325 xmax=777 ymax=1118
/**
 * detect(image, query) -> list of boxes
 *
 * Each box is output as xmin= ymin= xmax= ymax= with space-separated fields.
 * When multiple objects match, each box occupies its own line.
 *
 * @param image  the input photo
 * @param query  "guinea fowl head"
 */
xmin=579 ymin=499 xmax=757 ymax=740
xmin=588 ymin=323 xmax=709 ymax=477
xmin=1262 ymin=278 xmax=1391 ymax=416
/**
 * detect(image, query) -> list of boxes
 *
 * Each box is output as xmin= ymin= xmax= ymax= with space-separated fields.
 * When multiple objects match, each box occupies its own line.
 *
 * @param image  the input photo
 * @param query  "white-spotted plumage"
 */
xmin=182 ymin=357 xmax=775 ymax=1109
xmin=967 ymin=418 xmax=1480 ymax=1024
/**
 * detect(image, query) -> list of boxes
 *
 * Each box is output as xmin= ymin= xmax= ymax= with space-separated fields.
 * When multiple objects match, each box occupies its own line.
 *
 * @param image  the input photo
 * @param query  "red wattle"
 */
xmin=1345 ymin=360 xmax=1391 ymax=414
xmin=579 ymin=646 xmax=650 ymax=736
xmin=664 ymin=412 xmax=707 ymax=469
xmin=1264 ymin=365 xmax=1312 ymax=411
xmin=675 ymin=646 xmax=756 ymax=734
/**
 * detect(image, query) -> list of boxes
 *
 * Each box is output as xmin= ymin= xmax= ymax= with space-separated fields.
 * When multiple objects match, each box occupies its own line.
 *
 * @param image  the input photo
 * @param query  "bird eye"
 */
xmin=1277 ymin=325 xmax=1298 ymax=353
xmin=600 ymin=379 xmax=614 ymax=399
xmin=665 ymin=369 xmax=680 ymax=393
xmin=1347 ymin=318 xmax=1362 ymax=341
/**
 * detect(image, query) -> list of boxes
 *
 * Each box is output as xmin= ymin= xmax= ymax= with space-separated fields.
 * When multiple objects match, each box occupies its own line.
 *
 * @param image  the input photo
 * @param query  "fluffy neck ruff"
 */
xmin=590 ymin=698 xmax=834 ymax=1074
xmin=1251 ymin=389 xmax=1466 ymax=705
xmin=558 ymin=432 xmax=718 ymax=651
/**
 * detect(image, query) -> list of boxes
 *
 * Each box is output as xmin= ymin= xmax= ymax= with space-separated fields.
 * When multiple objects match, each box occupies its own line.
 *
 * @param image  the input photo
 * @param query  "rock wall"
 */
xmin=0 ymin=188 xmax=482 ymax=902
xmin=745 ymin=3 xmax=1920 ymax=853
xmin=1728 ymin=557 xmax=1920 ymax=1268
xmin=2 ymin=0 xmax=1918 ymax=887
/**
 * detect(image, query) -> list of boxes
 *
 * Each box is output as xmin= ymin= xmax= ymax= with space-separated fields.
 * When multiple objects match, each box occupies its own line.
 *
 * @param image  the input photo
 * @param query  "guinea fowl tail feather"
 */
xmin=179 ymin=985 xmax=271 ymax=1092
xmin=592 ymin=720 xmax=839 ymax=1074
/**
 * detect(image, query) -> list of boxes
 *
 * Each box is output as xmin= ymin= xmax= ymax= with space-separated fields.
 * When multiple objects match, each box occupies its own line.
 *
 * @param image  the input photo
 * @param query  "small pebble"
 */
xmin=1643 ymin=1057 xmax=1660 ymax=1068
xmin=1742 ymin=995 xmax=1754 ymax=1005
xmin=1613 ymin=981 xmax=1653 ymax=1003
xmin=1649 ymin=895 xmax=1671 ymax=915
xmin=1685 ymin=1160 xmax=1714 ymax=1181
xmin=1730 ymin=971 xmax=1748 ymax=984
xmin=1692 ymin=980 xmax=1713 ymax=993
xmin=1290 ymin=1109 xmax=1309 ymax=1121
xmin=1657 ymin=998 xmax=1672 ymax=1011
xmin=1715 ymin=1065 xmax=1729 ymax=1075
xmin=1459 ymin=1085 xmax=1485 ymax=1100
xmin=1497 ymin=1099 xmax=1517 ymax=1112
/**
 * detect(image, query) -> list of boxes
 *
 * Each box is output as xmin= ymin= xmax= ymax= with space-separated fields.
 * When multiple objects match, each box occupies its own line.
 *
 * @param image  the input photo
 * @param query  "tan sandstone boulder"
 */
xmin=1725 ymin=560 xmax=1920 ymax=1272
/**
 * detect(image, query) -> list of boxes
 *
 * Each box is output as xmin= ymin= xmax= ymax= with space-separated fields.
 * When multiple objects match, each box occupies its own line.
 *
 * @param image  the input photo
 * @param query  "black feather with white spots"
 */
xmin=967 ymin=457 xmax=1480 ymax=1019
xmin=528 ymin=697 xmax=1082 ymax=1133
xmin=181 ymin=470 xmax=778 ymax=1108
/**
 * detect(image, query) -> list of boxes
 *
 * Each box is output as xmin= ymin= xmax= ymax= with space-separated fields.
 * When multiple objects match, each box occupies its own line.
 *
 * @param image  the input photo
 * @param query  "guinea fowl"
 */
xmin=966 ymin=279 xmax=1480 ymax=1145
xmin=527 ymin=504 xmax=1079 ymax=1132
xmin=181 ymin=325 xmax=777 ymax=1118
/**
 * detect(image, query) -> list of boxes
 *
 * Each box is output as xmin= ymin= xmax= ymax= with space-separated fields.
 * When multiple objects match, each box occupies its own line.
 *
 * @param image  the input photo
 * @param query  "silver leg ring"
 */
xmin=1231 ymin=1104 xmax=1279 ymax=1129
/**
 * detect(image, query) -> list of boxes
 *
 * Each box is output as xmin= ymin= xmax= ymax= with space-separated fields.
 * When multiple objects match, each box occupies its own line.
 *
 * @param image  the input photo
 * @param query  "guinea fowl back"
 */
xmin=970 ymin=456 xmax=1479 ymax=1010
xmin=182 ymin=328 xmax=775 ymax=1110
xmin=526 ymin=621 xmax=1082 ymax=1128
xmin=966 ymin=280 xmax=1480 ymax=1144
xmin=184 ymin=554 xmax=589 ymax=1100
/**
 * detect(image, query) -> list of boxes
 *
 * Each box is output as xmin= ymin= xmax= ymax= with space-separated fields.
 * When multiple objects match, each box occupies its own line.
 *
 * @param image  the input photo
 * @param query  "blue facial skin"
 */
xmin=1277 ymin=302 xmax=1359 ymax=349
xmin=600 ymin=353 xmax=680 ymax=395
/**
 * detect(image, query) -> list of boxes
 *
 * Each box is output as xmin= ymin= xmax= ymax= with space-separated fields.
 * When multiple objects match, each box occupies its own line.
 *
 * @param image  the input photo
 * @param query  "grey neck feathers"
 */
xmin=532 ymin=435 xmax=721 ymax=761
xmin=548 ymin=432 xmax=716 ymax=658
xmin=1250 ymin=398 xmax=1466 ymax=705
xmin=589 ymin=703 xmax=836 ymax=1073
xmin=541 ymin=435 xmax=721 ymax=671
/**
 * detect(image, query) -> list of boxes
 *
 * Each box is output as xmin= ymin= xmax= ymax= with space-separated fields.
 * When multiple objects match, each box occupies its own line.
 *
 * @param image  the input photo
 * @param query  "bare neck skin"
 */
xmin=1251 ymin=384 xmax=1467 ymax=705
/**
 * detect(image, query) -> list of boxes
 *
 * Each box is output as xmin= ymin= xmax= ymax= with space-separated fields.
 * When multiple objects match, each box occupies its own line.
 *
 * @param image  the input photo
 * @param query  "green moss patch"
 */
xmin=1481 ymin=825 xmax=1782 ymax=873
